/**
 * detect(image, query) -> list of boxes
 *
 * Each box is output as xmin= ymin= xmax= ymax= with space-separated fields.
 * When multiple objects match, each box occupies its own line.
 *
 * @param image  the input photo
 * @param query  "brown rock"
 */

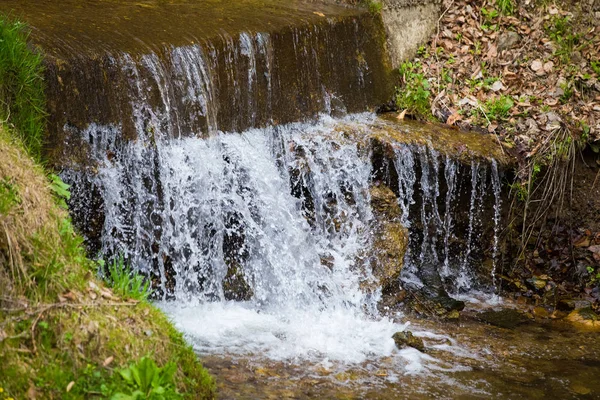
xmin=566 ymin=308 xmax=600 ymax=331
xmin=369 ymin=184 xmax=408 ymax=294
xmin=532 ymin=306 xmax=550 ymax=319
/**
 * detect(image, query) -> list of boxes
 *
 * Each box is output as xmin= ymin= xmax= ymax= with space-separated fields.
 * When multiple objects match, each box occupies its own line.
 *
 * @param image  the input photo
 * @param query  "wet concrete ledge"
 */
xmin=0 ymin=0 xmax=393 ymax=167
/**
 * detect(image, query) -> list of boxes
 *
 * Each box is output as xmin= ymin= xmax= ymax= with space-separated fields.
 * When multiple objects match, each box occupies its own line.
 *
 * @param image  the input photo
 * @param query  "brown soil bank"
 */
xmin=0 ymin=126 xmax=215 ymax=399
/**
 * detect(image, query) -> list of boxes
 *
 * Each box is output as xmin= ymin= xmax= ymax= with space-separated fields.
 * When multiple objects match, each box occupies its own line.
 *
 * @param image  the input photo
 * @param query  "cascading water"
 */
xmin=63 ymin=113 xmax=504 ymax=382
xmin=392 ymin=145 xmax=503 ymax=294
xmin=31 ymin=0 xmax=504 ymax=386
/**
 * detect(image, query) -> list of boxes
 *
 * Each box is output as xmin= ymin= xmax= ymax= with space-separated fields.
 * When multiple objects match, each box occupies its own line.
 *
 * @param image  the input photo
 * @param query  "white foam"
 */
xmin=159 ymin=300 xmax=408 ymax=365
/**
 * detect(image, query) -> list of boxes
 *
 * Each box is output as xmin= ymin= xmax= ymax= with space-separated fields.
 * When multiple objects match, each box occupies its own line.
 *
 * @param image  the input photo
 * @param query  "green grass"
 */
xmin=0 ymin=16 xmax=46 ymax=160
xmin=361 ymin=0 xmax=382 ymax=14
xmin=396 ymin=61 xmax=432 ymax=120
xmin=105 ymin=256 xmax=152 ymax=301
xmin=0 ymin=176 xmax=20 ymax=213
xmin=545 ymin=15 xmax=582 ymax=64
xmin=495 ymin=0 xmax=515 ymax=15
xmin=484 ymin=95 xmax=514 ymax=121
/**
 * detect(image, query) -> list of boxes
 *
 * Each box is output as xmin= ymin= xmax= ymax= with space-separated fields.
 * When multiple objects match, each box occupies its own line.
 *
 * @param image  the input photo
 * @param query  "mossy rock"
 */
xmin=566 ymin=307 xmax=600 ymax=331
xmin=392 ymin=330 xmax=425 ymax=352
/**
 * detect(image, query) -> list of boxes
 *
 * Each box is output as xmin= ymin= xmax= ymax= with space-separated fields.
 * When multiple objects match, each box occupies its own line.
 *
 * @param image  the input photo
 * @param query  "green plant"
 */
xmin=105 ymin=256 xmax=151 ymax=301
xmin=0 ymin=17 xmax=46 ymax=160
xmin=481 ymin=7 xmax=499 ymax=21
xmin=440 ymin=68 xmax=452 ymax=85
xmin=49 ymin=173 xmax=71 ymax=209
xmin=485 ymin=95 xmax=514 ymax=120
xmin=396 ymin=61 xmax=432 ymax=120
xmin=559 ymin=81 xmax=574 ymax=104
xmin=112 ymin=357 xmax=181 ymax=400
xmin=0 ymin=177 xmax=20 ymax=213
xmin=591 ymin=61 xmax=600 ymax=76
xmin=586 ymin=266 xmax=600 ymax=285
xmin=495 ymin=0 xmax=515 ymax=15
xmin=545 ymin=15 xmax=582 ymax=64
xmin=509 ymin=162 xmax=541 ymax=202
xmin=470 ymin=40 xmax=483 ymax=56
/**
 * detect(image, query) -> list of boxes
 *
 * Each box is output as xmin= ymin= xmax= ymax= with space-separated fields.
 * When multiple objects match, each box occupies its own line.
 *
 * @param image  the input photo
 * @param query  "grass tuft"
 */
xmin=105 ymin=256 xmax=152 ymax=301
xmin=0 ymin=16 xmax=46 ymax=160
xmin=395 ymin=61 xmax=432 ymax=120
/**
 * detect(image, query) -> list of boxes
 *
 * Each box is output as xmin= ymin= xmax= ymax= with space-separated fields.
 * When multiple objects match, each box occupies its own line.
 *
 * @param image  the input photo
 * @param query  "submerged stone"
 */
xmin=478 ymin=308 xmax=528 ymax=329
xmin=566 ymin=307 xmax=600 ymax=331
xmin=392 ymin=331 xmax=425 ymax=352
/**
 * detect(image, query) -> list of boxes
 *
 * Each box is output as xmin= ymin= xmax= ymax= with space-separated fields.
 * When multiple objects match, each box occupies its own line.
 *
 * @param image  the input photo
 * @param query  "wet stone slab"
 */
xmin=0 ymin=0 xmax=392 ymax=166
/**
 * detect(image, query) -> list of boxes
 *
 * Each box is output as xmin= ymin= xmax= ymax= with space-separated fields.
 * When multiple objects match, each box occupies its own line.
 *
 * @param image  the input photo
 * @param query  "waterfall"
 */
xmin=392 ymin=146 xmax=502 ymax=294
xmin=63 ymin=114 xmax=504 ymax=370
xmin=38 ymin=2 xmax=504 ymax=372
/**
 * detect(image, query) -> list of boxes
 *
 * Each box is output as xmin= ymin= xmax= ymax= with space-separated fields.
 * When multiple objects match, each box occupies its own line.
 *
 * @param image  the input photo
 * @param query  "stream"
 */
xmin=4 ymin=0 xmax=597 ymax=397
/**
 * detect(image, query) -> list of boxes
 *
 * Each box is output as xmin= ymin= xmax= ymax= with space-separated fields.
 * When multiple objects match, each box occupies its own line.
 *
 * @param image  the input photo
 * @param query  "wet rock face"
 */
xmin=222 ymin=263 xmax=253 ymax=302
xmin=222 ymin=211 xmax=253 ymax=301
xmin=369 ymin=183 xmax=409 ymax=295
xmin=401 ymin=289 xmax=464 ymax=319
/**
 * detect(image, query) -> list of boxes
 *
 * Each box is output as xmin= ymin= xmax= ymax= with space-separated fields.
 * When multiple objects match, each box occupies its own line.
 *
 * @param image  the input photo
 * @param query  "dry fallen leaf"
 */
xmin=574 ymin=237 xmax=591 ymax=248
xmin=491 ymin=80 xmax=505 ymax=92
xmin=446 ymin=111 xmax=463 ymax=126
xmin=27 ymin=383 xmax=37 ymax=399
xmin=66 ymin=381 xmax=75 ymax=393
xmin=530 ymin=59 xmax=543 ymax=72
xmin=487 ymin=44 xmax=498 ymax=58
xmin=103 ymin=356 xmax=114 ymax=367
xmin=397 ymin=109 xmax=407 ymax=120
xmin=313 ymin=12 xmax=325 ymax=17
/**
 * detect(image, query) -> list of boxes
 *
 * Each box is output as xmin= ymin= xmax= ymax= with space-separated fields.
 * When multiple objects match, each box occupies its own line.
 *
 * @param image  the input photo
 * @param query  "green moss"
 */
xmin=361 ymin=0 xmax=383 ymax=15
xmin=0 ymin=16 xmax=46 ymax=160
